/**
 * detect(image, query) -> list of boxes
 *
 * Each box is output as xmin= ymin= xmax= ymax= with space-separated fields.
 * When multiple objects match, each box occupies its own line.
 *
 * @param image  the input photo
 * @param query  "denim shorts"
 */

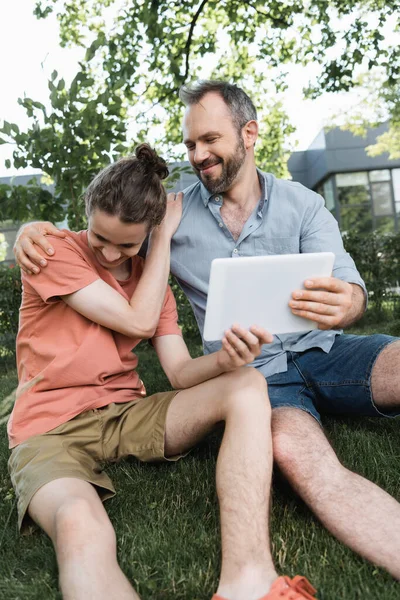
xmin=266 ymin=334 xmax=399 ymax=424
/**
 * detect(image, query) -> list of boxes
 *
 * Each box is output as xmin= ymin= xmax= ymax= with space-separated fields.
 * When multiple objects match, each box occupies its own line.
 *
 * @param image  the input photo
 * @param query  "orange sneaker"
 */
xmin=212 ymin=574 xmax=318 ymax=600
xmin=265 ymin=576 xmax=317 ymax=599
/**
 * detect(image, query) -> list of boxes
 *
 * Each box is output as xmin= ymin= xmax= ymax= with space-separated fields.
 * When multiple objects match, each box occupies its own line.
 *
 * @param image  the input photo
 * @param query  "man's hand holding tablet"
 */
xmin=289 ymin=277 xmax=354 ymax=331
xmin=217 ymin=324 xmax=273 ymax=371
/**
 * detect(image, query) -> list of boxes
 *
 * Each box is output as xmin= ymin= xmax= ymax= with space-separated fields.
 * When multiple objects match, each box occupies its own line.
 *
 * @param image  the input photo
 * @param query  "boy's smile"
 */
xmin=87 ymin=209 xmax=148 ymax=274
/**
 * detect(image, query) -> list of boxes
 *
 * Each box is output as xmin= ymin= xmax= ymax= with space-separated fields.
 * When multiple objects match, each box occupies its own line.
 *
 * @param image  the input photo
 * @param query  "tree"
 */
xmin=328 ymin=71 xmax=400 ymax=159
xmin=0 ymin=67 xmax=128 ymax=229
xmin=366 ymin=79 xmax=400 ymax=160
xmin=1 ymin=0 xmax=399 ymax=226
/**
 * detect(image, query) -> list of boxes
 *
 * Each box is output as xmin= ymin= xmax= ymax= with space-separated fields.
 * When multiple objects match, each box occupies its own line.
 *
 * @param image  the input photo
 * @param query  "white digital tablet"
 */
xmin=203 ymin=252 xmax=335 ymax=341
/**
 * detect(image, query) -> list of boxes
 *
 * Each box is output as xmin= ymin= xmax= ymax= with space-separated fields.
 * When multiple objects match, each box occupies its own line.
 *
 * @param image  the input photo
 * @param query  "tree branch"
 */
xmin=144 ymin=0 xmax=289 ymax=115
xmin=183 ymin=0 xmax=209 ymax=81
xmin=243 ymin=0 xmax=290 ymax=29
xmin=142 ymin=0 xmax=209 ymax=113
xmin=142 ymin=86 xmax=180 ymax=115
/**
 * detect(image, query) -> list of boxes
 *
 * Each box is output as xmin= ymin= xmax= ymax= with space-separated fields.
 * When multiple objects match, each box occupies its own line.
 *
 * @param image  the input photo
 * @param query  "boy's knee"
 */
xmin=226 ymin=366 xmax=268 ymax=395
xmin=54 ymin=497 xmax=116 ymax=550
xmin=222 ymin=368 xmax=270 ymax=417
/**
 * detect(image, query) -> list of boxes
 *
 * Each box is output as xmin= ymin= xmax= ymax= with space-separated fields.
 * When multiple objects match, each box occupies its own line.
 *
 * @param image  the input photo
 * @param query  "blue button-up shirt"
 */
xmin=170 ymin=170 xmax=367 ymax=378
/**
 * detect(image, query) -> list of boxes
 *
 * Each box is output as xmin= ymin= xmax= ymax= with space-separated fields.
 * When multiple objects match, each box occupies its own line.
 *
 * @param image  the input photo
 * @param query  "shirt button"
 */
xmin=219 ymin=222 xmax=223 ymax=227
xmin=233 ymin=248 xmax=238 ymax=254
xmin=215 ymin=195 xmax=222 ymax=203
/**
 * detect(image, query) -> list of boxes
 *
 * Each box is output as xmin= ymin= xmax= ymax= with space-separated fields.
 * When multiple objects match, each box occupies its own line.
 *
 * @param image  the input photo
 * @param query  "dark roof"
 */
xmin=288 ymin=123 xmax=400 ymax=189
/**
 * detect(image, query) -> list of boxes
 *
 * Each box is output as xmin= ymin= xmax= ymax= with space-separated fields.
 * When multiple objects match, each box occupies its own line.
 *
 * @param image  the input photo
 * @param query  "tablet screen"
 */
xmin=203 ymin=252 xmax=335 ymax=341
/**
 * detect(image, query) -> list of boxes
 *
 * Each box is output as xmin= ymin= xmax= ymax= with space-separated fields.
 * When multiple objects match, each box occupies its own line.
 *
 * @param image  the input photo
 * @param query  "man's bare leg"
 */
xmin=272 ymin=408 xmax=400 ymax=579
xmin=371 ymin=340 xmax=400 ymax=411
xmin=29 ymin=478 xmax=139 ymax=600
xmin=165 ymin=367 xmax=277 ymax=600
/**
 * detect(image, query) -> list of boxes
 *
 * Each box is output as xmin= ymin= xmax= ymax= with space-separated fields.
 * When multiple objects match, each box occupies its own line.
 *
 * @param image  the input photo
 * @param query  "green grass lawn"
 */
xmin=0 ymin=319 xmax=399 ymax=599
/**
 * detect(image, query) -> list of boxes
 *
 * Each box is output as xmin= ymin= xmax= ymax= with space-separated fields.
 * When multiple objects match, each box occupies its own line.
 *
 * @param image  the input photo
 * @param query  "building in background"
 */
xmin=2 ymin=124 xmax=400 ymax=264
xmin=288 ymin=123 xmax=400 ymax=234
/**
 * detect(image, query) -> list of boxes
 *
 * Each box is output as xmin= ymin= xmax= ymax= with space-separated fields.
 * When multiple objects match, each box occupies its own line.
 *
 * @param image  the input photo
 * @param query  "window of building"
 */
xmin=336 ymin=172 xmax=370 ymax=207
xmin=336 ymin=172 xmax=369 ymax=187
xmin=371 ymin=182 xmax=393 ymax=216
xmin=317 ymin=177 xmax=335 ymax=215
xmin=322 ymin=178 xmax=335 ymax=212
xmin=369 ymin=169 xmax=391 ymax=182
xmin=340 ymin=205 xmax=373 ymax=233
xmin=375 ymin=216 xmax=395 ymax=233
xmin=392 ymin=169 xmax=400 ymax=216
xmin=336 ymin=171 xmax=372 ymax=233
xmin=333 ymin=170 xmax=400 ymax=233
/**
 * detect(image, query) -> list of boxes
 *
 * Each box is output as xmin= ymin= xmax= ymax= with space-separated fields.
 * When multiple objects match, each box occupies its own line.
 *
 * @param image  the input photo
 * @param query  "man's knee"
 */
xmin=271 ymin=411 xmax=342 ymax=484
xmin=54 ymin=497 xmax=116 ymax=551
xmin=271 ymin=408 xmax=319 ymax=474
xmin=272 ymin=429 xmax=301 ymax=475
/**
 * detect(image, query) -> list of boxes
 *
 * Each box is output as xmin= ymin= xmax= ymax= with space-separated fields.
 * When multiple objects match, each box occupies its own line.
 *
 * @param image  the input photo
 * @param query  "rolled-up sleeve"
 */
xmin=152 ymin=285 xmax=183 ymax=339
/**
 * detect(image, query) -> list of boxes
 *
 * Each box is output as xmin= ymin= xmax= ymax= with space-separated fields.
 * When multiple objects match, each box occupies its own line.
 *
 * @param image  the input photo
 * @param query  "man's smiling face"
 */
xmin=182 ymin=92 xmax=246 ymax=194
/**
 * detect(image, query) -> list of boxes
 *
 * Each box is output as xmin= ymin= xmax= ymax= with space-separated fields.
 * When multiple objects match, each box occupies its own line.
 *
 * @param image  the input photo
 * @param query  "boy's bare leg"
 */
xmin=165 ymin=367 xmax=277 ymax=600
xmin=29 ymin=478 xmax=139 ymax=600
xmin=28 ymin=367 xmax=276 ymax=600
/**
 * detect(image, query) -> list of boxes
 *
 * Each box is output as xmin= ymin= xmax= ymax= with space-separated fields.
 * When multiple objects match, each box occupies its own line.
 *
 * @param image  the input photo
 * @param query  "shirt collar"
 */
xmin=257 ymin=169 xmax=268 ymax=213
xmin=200 ymin=168 xmax=268 ymax=210
xmin=200 ymin=182 xmax=211 ymax=206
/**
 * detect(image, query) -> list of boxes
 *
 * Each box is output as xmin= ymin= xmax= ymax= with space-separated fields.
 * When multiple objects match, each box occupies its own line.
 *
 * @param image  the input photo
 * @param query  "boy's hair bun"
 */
xmin=135 ymin=143 xmax=169 ymax=180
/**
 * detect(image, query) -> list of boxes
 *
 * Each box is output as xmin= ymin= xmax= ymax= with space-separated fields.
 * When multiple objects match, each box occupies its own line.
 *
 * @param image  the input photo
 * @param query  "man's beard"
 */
xmin=195 ymin=137 xmax=246 ymax=195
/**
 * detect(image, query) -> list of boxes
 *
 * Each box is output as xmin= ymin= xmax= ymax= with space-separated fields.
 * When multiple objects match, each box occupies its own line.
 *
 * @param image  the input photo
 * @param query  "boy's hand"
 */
xmin=14 ymin=221 xmax=66 ymax=275
xmin=154 ymin=191 xmax=183 ymax=240
xmin=217 ymin=324 xmax=273 ymax=372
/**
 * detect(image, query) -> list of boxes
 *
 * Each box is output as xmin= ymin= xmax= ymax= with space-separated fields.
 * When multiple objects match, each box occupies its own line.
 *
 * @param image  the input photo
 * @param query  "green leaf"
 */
xmin=85 ymin=45 xmax=97 ymax=62
xmin=34 ymin=3 xmax=53 ymax=19
xmin=1 ymin=121 xmax=11 ymax=136
xmin=112 ymin=77 xmax=125 ymax=91
xmin=51 ymin=70 xmax=58 ymax=81
xmin=85 ymin=32 xmax=106 ymax=62
xmin=4 ymin=159 xmax=11 ymax=169
xmin=31 ymin=101 xmax=46 ymax=111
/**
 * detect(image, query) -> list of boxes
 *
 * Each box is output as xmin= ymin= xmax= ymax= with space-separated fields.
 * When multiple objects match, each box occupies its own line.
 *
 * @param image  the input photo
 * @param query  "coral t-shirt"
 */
xmin=8 ymin=230 xmax=182 ymax=448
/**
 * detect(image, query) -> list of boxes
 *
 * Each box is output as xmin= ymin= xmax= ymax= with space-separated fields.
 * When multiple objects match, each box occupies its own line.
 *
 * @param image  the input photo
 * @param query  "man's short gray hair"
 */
xmin=179 ymin=80 xmax=257 ymax=133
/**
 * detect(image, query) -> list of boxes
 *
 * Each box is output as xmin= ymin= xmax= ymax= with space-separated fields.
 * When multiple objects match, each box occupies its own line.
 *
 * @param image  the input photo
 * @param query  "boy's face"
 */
xmin=88 ymin=209 xmax=148 ymax=270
